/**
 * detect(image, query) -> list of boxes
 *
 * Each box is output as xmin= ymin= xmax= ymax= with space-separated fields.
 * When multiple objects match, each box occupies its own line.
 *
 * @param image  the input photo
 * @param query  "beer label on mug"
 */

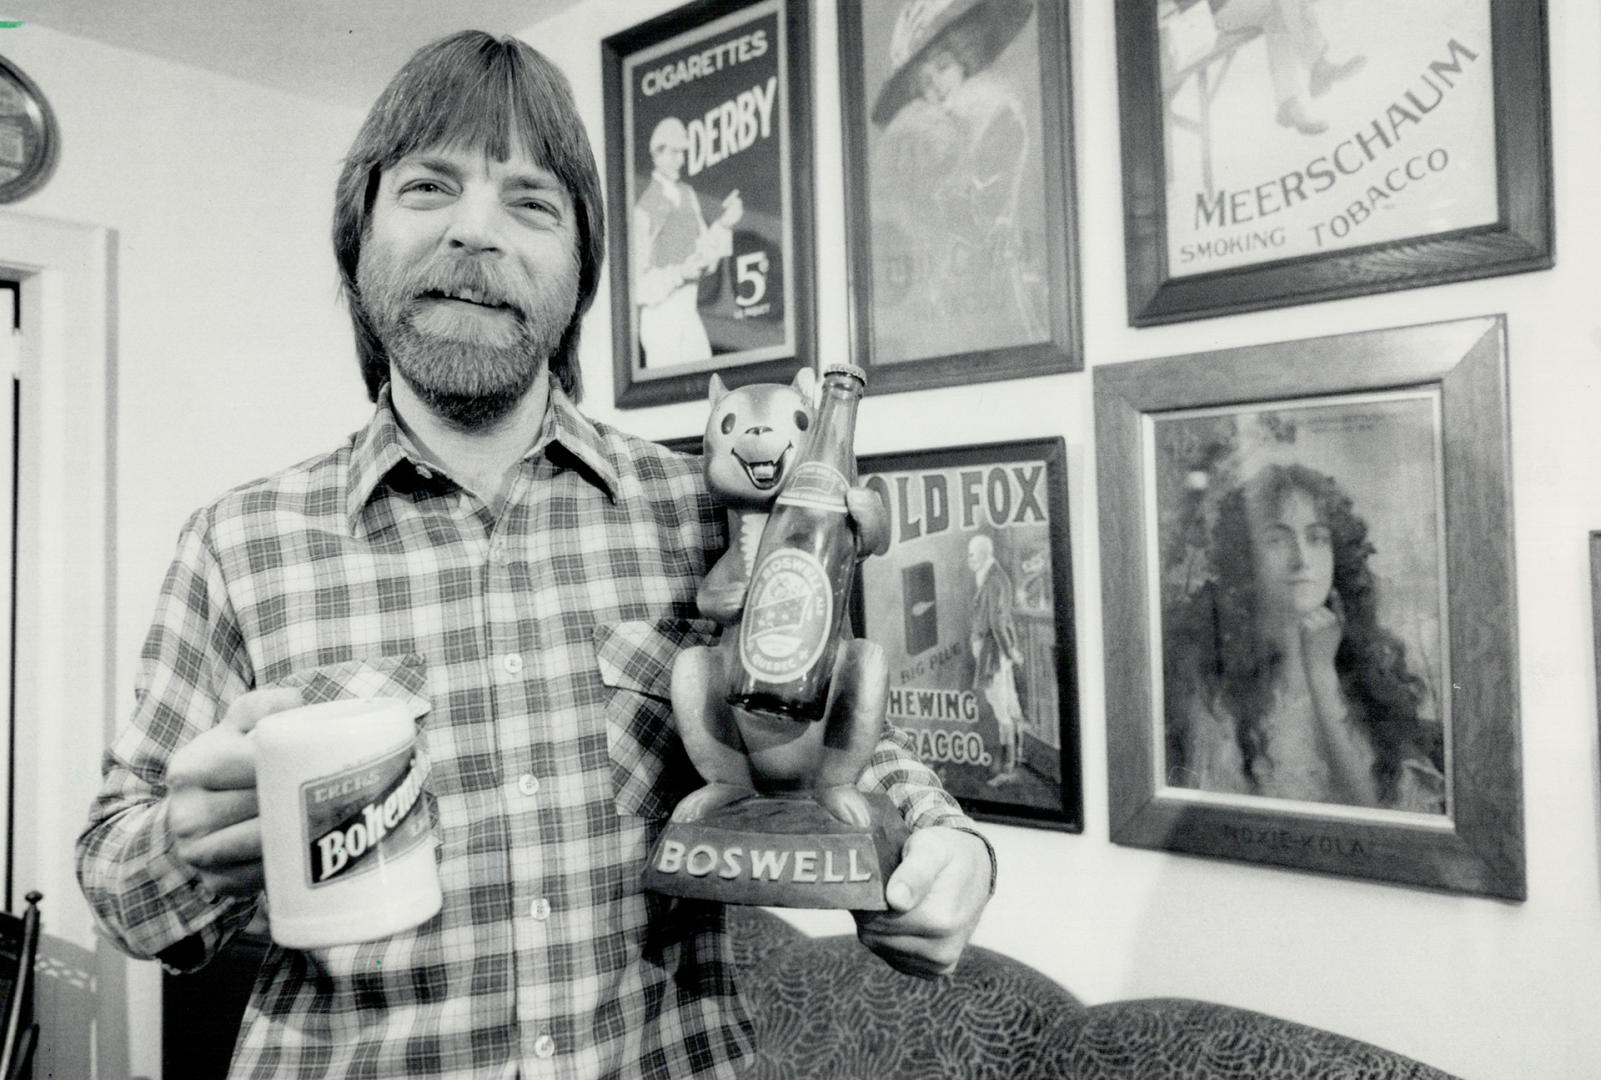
xmin=774 ymin=462 xmax=848 ymax=513
xmin=740 ymin=550 xmax=832 ymax=681
xmin=300 ymin=744 xmax=430 ymax=888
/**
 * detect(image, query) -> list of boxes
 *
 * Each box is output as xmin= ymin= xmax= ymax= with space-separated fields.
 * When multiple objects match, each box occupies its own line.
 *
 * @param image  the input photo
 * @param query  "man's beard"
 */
xmin=356 ymin=241 xmax=579 ymax=429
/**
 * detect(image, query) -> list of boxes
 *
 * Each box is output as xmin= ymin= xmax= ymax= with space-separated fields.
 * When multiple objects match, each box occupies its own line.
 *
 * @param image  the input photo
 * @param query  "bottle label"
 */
xmin=300 ymin=744 xmax=430 ymax=888
xmin=775 ymin=462 xmax=848 ymax=513
xmin=739 ymin=549 xmax=833 ymax=682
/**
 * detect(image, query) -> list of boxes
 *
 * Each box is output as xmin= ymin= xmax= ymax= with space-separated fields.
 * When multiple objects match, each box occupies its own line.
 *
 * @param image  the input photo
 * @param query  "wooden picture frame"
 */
xmin=1116 ymin=0 xmax=1552 ymax=326
xmin=657 ymin=433 xmax=705 ymax=455
xmin=852 ymin=438 xmax=1082 ymax=831
xmin=837 ymin=0 xmax=1082 ymax=395
xmin=602 ymin=0 xmax=815 ymax=408
xmin=1590 ymin=533 xmax=1601 ymax=758
xmin=1095 ymin=315 xmax=1522 ymax=897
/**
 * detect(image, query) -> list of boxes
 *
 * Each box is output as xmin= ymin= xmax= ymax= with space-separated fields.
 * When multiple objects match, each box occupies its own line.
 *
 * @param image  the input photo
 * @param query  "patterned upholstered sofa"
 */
xmin=728 ymin=907 xmax=1458 ymax=1079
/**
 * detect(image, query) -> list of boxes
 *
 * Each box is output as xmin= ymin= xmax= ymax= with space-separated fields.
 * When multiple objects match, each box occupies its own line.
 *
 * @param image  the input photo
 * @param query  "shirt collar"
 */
xmin=345 ymin=383 xmax=413 ymax=525
xmin=538 ymin=380 xmax=620 ymax=501
xmin=345 ymin=377 xmax=620 ymax=529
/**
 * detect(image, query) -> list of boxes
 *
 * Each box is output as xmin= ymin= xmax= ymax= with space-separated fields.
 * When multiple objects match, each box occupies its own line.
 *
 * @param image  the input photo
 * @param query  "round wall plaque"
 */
xmin=0 ymin=55 xmax=57 ymax=202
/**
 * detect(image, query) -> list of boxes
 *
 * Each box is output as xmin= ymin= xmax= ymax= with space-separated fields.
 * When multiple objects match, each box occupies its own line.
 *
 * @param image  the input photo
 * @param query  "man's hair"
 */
xmin=333 ymin=31 xmax=604 ymax=403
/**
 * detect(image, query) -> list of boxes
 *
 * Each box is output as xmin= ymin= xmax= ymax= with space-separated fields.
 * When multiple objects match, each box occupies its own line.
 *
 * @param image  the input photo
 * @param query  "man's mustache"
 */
xmin=402 ymin=259 xmax=529 ymax=321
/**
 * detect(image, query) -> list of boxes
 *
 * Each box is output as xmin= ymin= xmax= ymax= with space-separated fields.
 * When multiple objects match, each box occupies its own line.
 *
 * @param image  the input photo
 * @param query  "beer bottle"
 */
xmin=727 ymin=363 xmax=867 ymax=723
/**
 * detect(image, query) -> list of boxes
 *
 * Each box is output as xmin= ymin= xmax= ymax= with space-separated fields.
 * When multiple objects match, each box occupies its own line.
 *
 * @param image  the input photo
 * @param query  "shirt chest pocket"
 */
xmin=593 ymin=617 xmax=718 ymax=820
xmin=265 ymin=653 xmax=438 ymax=824
xmin=271 ymin=653 xmax=431 ymax=715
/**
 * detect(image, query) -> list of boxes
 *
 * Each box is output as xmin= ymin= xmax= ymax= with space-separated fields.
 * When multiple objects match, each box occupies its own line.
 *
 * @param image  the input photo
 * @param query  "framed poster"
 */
xmin=1591 ymin=533 xmax=1601 ymax=753
xmin=1116 ymin=0 xmax=1552 ymax=325
xmin=658 ymin=433 xmax=705 ymax=455
xmin=852 ymin=438 xmax=1081 ymax=831
xmin=838 ymin=0 xmax=1082 ymax=395
xmin=603 ymin=0 xmax=815 ymax=408
xmin=1095 ymin=315 xmax=1521 ymax=897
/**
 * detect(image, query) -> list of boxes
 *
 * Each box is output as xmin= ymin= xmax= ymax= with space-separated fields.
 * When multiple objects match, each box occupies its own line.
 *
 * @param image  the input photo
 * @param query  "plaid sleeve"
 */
xmin=75 ymin=508 xmax=260 ymax=969
xmin=857 ymin=723 xmax=998 ymax=892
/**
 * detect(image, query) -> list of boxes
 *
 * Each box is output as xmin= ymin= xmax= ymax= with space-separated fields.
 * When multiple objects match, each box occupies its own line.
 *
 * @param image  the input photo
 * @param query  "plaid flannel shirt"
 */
xmin=77 ymin=380 xmax=984 ymax=1079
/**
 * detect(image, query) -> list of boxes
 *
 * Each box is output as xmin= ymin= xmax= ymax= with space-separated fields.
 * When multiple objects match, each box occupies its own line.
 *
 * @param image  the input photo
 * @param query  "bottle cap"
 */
xmin=822 ymin=363 xmax=867 ymax=387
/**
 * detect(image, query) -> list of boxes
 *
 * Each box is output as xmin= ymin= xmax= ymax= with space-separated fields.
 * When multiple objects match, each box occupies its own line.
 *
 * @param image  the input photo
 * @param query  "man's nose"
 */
xmin=443 ymin=190 xmax=506 ymax=254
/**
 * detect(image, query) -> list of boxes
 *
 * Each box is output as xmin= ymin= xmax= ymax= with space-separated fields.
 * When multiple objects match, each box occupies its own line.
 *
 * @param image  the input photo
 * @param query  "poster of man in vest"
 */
xmin=617 ymin=0 xmax=797 ymax=376
xmin=855 ymin=440 xmax=1081 ymax=831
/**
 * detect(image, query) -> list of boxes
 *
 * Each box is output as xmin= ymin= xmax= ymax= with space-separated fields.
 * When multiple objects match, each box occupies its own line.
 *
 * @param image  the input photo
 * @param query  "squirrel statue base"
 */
xmin=643 ymin=791 xmax=906 ymax=909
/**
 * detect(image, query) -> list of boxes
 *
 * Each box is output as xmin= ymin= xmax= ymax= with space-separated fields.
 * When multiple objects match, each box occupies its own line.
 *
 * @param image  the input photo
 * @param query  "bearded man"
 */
xmin=76 ymin=31 xmax=993 ymax=1080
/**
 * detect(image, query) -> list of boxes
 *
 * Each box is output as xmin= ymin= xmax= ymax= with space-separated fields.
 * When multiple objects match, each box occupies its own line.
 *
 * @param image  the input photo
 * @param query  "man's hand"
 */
xmin=166 ymin=686 xmax=303 ymax=898
xmin=854 ymin=826 xmax=992 ymax=978
xmin=844 ymin=486 xmax=890 ymax=560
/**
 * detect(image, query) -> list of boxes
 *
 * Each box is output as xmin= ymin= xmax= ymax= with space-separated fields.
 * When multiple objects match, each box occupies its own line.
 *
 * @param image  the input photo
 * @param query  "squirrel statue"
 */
xmin=668 ymin=367 xmax=891 ymax=828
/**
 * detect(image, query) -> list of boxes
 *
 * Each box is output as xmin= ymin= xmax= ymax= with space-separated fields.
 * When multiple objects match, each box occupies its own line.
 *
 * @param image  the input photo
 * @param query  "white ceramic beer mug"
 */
xmin=253 ymin=697 xmax=442 ymax=948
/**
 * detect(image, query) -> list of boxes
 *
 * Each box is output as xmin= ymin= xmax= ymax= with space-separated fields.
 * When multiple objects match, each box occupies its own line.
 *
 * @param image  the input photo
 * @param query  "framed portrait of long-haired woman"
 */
xmin=1095 ymin=315 xmax=1522 ymax=898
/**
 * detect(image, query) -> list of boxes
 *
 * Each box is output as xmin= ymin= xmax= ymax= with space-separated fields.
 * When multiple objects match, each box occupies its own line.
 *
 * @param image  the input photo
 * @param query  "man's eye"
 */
xmin=513 ymin=198 xmax=561 ymax=218
xmin=398 ymin=181 xmax=451 ymax=204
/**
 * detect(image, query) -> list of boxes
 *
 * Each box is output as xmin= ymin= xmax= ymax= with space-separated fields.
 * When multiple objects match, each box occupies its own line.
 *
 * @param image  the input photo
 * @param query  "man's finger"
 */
xmin=221 ymin=686 xmax=305 ymax=734
xmin=167 ymin=729 xmax=258 ymax=791
xmin=174 ymin=816 xmax=263 ymax=873
xmin=169 ymin=788 xmax=259 ymax=840
xmin=883 ymin=837 xmax=943 ymax=913
xmin=858 ymin=930 xmax=959 ymax=979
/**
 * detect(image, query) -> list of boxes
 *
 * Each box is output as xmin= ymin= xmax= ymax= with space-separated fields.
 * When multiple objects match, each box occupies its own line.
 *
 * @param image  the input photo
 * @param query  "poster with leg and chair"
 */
xmin=1116 ymin=0 xmax=1552 ymax=325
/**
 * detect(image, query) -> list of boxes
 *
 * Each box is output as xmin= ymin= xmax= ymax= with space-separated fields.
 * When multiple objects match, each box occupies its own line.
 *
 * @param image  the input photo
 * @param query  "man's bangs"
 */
xmin=390 ymin=48 xmax=586 ymax=183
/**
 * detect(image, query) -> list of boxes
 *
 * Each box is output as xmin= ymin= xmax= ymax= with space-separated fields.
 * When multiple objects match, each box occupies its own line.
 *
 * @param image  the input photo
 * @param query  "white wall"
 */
xmin=9 ymin=1 xmax=1599 ymax=1078
xmin=0 ymin=23 xmax=367 ymax=1078
xmin=534 ymin=3 xmax=1601 ymax=1079
xmin=0 ymin=26 xmax=370 ymax=674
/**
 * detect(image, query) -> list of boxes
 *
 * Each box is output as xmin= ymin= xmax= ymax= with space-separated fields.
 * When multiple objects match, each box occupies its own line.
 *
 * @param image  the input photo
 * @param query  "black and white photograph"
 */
xmin=5 ymin=3 xmax=1599 ymax=1079
xmin=1153 ymin=394 xmax=1448 ymax=815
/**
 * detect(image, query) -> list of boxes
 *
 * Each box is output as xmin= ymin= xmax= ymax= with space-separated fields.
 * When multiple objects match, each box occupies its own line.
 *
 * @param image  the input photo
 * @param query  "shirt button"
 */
xmin=490 ymin=539 xmax=509 ymax=564
xmin=518 ymin=774 xmax=540 ymax=797
xmin=530 ymin=897 xmax=551 ymax=921
xmin=534 ymin=1034 xmax=556 ymax=1059
xmin=504 ymin=654 xmax=524 ymax=675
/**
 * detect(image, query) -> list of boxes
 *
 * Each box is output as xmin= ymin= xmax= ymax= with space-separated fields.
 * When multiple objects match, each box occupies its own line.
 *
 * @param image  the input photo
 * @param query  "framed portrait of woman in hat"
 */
xmin=1115 ymin=0 xmax=1552 ymax=325
xmin=838 ymin=0 xmax=1082 ymax=396
xmin=603 ymin=0 xmax=817 ymax=408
